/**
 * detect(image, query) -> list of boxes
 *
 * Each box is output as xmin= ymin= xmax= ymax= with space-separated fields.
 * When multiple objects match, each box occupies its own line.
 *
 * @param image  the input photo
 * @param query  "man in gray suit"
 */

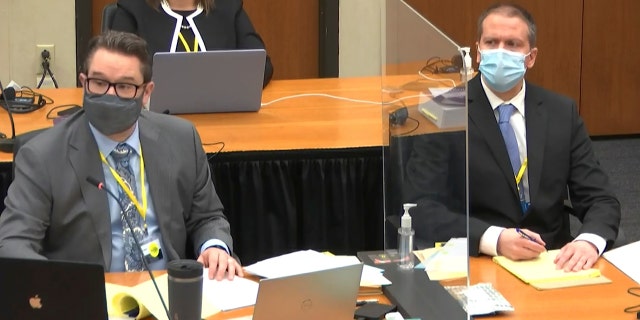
xmin=0 ymin=31 xmax=242 ymax=280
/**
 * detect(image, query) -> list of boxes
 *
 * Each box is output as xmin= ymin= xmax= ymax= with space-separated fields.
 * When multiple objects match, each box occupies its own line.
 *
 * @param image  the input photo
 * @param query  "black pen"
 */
xmin=515 ymin=228 xmax=538 ymax=243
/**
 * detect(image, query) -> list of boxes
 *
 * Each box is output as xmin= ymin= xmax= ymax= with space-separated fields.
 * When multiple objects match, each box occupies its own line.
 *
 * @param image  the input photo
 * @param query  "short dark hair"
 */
xmin=83 ymin=30 xmax=152 ymax=83
xmin=146 ymin=0 xmax=215 ymax=14
xmin=477 ymin=3 xmax=537 ymax=47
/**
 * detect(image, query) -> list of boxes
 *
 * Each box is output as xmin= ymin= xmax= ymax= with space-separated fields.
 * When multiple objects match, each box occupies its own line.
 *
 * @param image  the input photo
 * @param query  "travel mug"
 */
xmin=167 ymin=259 xmax=203 ymax=320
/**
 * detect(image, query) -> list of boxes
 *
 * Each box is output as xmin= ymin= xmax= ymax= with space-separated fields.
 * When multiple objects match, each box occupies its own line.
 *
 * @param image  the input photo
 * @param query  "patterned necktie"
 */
xmin=497 ymin=104 xmax=521 ymax=175
xmin=111 ymin=143 xmax=145 ymax=271
xmin=498 ymin=104 xmax=527 ymax=211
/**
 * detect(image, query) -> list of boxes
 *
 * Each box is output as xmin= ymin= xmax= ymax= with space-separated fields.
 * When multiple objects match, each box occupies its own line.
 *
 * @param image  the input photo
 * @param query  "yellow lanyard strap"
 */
xmin=99 ymin=149 xmax=147 ymax=221
xmin=515 ymin=158 xmax=528 ymax=186
xmin=178 ymin=32 xmax=199 ymax=52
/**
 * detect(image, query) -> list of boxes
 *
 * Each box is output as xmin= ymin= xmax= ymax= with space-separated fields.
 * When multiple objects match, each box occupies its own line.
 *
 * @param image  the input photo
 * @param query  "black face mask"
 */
xmin=83 ymin=92 xmax=143 ymax=136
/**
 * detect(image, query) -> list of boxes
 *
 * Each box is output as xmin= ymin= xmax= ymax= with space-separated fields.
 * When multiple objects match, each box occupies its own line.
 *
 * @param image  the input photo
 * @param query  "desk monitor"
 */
xmin=149 ymin=49 xmax=266 ymax=114
xmin=252 ymin=263 xmax=364 ymax=320
xmin=0 ymin=257 xmax=107 ymax=320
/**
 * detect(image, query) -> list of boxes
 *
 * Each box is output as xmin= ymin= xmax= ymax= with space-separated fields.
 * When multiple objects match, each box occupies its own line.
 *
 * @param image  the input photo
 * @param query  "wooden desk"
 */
xmin=0 ymin=74 xmax=459 ymax=162
xmin=459 ymin=257 xmax=638 ymax=319
xmin=105 ymin=255 xmax=638 ymax=320
xmin=104 ymin=271 xmax=389 ymax=320
xmin=0 ymin=77 xmax=387 ymax=163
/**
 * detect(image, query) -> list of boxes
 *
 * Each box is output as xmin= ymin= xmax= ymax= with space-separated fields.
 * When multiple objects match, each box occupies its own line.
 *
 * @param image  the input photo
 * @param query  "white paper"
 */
xmin=603 ymin=240 xmax=640 ymax=284
xmin=244 ymin=250 xmax=391 ymax=286
xmin=202 ymin=269 xmax=259 ymax=311
xmin=244 ymin=250 xmax=358 ymax=278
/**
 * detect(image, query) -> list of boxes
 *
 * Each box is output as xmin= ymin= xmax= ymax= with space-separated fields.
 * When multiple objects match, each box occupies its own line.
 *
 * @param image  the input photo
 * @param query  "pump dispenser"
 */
xmin=459 ymin=47 xmax=474 ymax=81
xmin=398 ymin=203 xmax=417 ymax=269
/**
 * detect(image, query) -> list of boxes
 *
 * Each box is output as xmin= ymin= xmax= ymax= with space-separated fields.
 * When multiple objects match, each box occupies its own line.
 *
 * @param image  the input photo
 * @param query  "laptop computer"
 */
xmin=252 ymin=263 xmax=364 ymax=320
xmin=149 ymin=49 xmax=266 ymax=114
xmin=0 ymin=257 xmax=108 ymax=320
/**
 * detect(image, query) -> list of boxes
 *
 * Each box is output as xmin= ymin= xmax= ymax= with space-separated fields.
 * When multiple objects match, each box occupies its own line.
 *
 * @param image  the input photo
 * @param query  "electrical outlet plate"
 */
xmin=36 ymin=44 xmax=55 ymax=72
xmin=35 ymin=75 xmax=55 ymax=89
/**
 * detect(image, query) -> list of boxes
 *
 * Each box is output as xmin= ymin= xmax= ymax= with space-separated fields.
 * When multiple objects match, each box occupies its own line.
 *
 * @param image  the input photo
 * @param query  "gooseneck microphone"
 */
xmin=0 ymin=80 xmax=18 ymax=153
xmin=86 ymin=176 xmax=171 ymax=320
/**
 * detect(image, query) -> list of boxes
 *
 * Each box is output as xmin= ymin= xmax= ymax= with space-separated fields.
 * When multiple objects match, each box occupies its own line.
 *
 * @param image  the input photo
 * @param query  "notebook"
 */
xmin=252 ymin=263 xmax=364 ymax=320
xmin=0 ymin=257 xmax=108 ymax=320
xmin=492 ymin=249 xmax=611 ymax=290
xmin=149 ymin=49 xmax=266 ymax=114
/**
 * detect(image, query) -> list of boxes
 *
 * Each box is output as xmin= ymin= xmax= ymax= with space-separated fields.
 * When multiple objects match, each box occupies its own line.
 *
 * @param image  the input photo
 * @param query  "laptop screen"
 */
xmin=252 ymin=263 xmax=364 ymax=320
xmin=149 ymin=49 xmax=266 ymax=115
xmin=0 ymin=257 xmax=107 ymax=320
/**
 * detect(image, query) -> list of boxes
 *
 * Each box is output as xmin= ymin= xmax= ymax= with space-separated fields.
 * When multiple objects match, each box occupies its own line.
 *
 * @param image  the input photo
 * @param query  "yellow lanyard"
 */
xmin=515 ymin=158 xmax=528 ymax=188
xmin=99 ymin=148 xmax=147 ymax=222
xmin=178 ymin=32 xmax=199 ymax=52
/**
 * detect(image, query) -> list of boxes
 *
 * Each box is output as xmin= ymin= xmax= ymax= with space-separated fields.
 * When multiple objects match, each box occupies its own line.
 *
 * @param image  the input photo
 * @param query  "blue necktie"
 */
xmin=497 ymin=104 xmax=521 ymax=175
xmin=498 ymin=104 xmax=527 ymax=212
xmin=111 ymin=143 xmax=145 ymax=272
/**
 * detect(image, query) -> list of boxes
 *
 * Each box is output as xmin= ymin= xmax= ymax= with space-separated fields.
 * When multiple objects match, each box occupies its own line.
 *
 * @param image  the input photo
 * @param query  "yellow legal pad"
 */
xmin=492 ymin=249 xmax=611 ymax=290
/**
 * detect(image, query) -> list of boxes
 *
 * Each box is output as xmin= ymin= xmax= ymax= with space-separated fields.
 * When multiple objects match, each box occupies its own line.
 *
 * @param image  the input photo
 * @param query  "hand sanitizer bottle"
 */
xmin=398 ymin=203 xmax=417 ymax=269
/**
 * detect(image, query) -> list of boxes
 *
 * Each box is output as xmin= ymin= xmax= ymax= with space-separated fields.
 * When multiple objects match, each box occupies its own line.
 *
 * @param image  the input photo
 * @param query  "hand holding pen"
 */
xmin=497 ymin=228 xmax=546 ymax=260
xmin=515 ymin=228 xmax=545 ymax=246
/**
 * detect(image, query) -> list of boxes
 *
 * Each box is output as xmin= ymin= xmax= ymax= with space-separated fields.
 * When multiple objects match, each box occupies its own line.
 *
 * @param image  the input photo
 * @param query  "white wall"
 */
xmin=0 ymin=0 xmax=76 ymax=88
xmin=339 ymin=0 xmax=384 ymax=77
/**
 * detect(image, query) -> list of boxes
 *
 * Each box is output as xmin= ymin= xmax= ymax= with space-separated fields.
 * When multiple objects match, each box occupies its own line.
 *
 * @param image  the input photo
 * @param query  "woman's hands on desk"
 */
xmin=198 ymin=247 xmax=245 ymax=280
xmin=497 ymin=228 xmax=546 ymax=260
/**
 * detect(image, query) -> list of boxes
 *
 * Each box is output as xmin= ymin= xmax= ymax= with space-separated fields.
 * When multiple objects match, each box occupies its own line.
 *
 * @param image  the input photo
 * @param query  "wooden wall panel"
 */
xmin=581 ymin=0 xmax=640 ymax=135
xmin=91 ymin=0 xmax=319 ymax=80
xmin=243 ymin=0 xmax=319 ymax=80
xmin=93 ymin=0 xmax=113 ymax=36
xmin=404 ymin=0 xmax=583 ymax=111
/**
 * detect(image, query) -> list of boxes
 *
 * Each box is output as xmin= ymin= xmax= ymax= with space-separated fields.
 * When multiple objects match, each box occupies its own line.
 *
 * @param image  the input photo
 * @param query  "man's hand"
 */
xmin=553 ymin=240 xmax=599 ymax=272
xmin=197 ymin=247 xmax=244 ymax=280
xmin=496 ymin=228 xmax=546 ymax=260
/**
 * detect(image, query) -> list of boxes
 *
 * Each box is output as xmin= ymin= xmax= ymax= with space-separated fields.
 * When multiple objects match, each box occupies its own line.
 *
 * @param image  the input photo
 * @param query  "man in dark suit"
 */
xmin=405 ymin=3 xmax=620 ymax=272
xmin=0 ymin=31 xmax=242 ymax=280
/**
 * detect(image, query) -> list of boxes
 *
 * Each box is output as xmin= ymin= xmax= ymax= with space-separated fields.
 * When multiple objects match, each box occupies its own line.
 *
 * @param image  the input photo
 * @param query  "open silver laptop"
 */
xmin=252 ymin=263 xmax=364 ymax=320
xmin=0 ymin=257 xmax=108 ymax=320
xmin=149 ymin=49 xmax=266 ymax=114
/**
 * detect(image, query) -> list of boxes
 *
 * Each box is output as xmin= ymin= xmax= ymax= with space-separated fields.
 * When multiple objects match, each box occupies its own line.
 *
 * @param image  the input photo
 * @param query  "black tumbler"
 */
xmin=167 ymin=259 xmax=203 ymax=320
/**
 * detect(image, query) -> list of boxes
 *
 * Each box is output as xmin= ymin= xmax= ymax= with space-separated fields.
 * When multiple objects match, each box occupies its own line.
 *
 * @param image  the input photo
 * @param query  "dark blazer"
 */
xmin=112 ymin=0 xmax=274 ymax=87
xmin=0 ymin=110 xmax=233 ymax=270
xmin=405 ymin=75 xmax=620 ymax=255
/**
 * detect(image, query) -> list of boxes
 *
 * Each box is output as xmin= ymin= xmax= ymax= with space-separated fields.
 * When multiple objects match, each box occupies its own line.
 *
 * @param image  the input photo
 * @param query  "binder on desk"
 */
xmin=492 ymin=249 xmax=611 ymax=290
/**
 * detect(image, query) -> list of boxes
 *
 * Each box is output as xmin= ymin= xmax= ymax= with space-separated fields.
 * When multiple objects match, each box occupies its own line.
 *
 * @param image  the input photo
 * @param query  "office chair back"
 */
xmin=101 ymin=3 xmax=118 ymax=32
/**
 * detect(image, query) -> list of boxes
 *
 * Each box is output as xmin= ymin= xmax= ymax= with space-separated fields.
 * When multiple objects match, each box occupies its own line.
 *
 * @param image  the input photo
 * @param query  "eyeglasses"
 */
xmin=85 ymin=78 xmax=145 ymax=99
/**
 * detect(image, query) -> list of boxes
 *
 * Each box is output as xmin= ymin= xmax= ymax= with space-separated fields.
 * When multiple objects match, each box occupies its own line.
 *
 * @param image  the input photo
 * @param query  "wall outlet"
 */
xmin=35 ymin=75 xmax=56 ymax=89
xmin=36 ymin=44 xmax=55 ymax=73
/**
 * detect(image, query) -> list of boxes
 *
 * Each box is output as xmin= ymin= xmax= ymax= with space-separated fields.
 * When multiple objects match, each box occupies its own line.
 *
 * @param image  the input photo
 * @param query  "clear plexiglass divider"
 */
xmin=381 ymin=1 xmax=472 ymax=319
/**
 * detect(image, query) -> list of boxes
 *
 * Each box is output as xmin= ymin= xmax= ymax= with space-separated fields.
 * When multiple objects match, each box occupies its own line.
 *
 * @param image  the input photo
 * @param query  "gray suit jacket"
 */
xmin=0 ymin=110 xmax=232 ymax=270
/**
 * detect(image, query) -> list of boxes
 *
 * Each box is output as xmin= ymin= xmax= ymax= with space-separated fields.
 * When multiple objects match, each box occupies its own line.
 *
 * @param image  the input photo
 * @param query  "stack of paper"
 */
xmin=244 ymin=250 xmax=391 ymax=294
xmin=415 ymin=238 xmax=468 ymax=281
xmin=105 ymin=269 xmax=259 ymax=320
xmin=602 ymin=240 xmax=640 ymax=284
xmin=493 ymin=249 xmax=611 ymax=290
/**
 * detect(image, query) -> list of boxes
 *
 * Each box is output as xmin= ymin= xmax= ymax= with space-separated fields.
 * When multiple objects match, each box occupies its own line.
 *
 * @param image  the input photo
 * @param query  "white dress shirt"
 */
xmin=477 ymin=77 xmax=606 ymax=256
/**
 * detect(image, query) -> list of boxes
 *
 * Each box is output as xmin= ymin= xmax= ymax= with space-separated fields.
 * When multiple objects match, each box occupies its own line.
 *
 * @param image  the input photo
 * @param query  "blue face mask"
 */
xmin=478 ymin=48 xmax=530 ymax=92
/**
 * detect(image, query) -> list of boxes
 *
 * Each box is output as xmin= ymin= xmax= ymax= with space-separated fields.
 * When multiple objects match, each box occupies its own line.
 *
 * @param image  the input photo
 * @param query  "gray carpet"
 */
xmin=592 ymin=137 xmax=640 ymax=245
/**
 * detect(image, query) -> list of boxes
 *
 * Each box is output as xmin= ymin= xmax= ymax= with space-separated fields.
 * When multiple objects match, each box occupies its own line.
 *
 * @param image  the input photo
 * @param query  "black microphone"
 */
xmin=0 ymin=80 xmax=18 ymax=153
xmin=86 ymin=176 xmax=171 ymax=320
